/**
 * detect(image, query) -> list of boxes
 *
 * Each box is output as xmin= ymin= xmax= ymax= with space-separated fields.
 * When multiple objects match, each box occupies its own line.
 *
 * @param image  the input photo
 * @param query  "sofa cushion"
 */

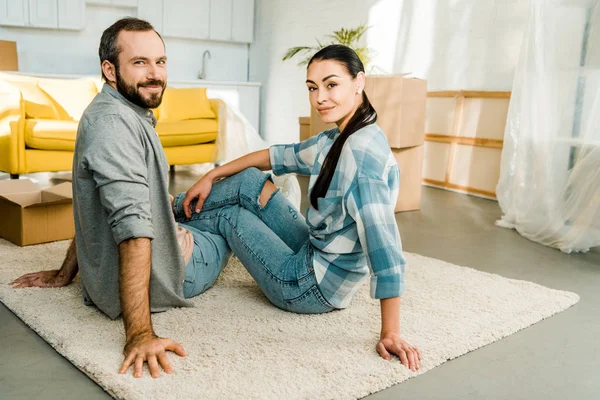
xmin=24 ymin=119 xmax=78 ymax=151
xmin=37 ymin=78 xmax=98 ymax=121
xmin=158 ymin=87 xmax=216 ymax=122
xmin=7 ymin=81 xmax=60 ymax=119
xmin=156 ymin=119 xmax=218 ymax=147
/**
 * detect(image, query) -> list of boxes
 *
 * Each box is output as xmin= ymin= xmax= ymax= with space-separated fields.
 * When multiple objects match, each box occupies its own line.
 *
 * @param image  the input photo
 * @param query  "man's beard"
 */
xmin=115 ymin=68 xmax=165 ymax=109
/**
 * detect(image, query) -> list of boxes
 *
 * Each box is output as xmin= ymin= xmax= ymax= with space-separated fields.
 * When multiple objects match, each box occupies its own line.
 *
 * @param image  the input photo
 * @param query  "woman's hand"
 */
xmin=182 ymin=175 xmax=214 ymax=218
xmin=377 ymin=331 xmax=421 ymax=371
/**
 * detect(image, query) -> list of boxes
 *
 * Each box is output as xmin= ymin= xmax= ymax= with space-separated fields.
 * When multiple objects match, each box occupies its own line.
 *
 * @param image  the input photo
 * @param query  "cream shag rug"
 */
xmin=0 ymin=239 xmax=579 ymax=400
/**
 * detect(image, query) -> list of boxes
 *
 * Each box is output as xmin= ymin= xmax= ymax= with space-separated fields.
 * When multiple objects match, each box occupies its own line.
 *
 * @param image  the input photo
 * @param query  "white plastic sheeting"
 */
xmin=496 ymin=0 xmax=600 ymax=253
xmin=213 ymin=98 xmax=269 ymax=164
xmin=211 ymin=98 xmax=302 ymax=211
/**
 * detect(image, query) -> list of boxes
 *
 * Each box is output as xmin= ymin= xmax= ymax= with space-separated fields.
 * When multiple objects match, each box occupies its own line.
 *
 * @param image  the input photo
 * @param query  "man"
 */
xmin=9 ymin=18 xmax=231 ymax=379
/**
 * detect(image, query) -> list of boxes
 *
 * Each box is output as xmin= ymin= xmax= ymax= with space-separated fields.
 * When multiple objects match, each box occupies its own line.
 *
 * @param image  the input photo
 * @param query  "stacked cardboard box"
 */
xmin=306 ymin=75 xmax=427 ymax=212
xmin=0 ymin=179 xmax=74 ymax=246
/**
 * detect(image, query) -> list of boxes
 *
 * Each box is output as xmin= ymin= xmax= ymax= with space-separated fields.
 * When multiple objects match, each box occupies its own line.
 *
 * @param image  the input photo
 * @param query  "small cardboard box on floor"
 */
xmin=307 ymin=75 xmax=427 ymax=212
xmin=0 ymin=180 xmax=74 ymax=246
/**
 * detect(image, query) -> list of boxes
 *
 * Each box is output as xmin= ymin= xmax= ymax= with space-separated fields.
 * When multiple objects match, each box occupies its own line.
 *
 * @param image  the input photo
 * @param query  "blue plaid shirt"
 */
xmin=269 ymin=123 xmax=406 ymax=308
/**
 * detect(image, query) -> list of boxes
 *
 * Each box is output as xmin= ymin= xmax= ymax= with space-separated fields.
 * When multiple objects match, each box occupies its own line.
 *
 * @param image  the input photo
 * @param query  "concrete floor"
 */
xmin=0 ymin=170 xmax=599 ymax=400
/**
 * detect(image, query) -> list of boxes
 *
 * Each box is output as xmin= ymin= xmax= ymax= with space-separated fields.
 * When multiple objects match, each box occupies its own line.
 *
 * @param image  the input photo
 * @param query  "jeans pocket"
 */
xmin=284 ymin=285 xmax=333 ymax=314
xmin=293 ymin=244 xmax=314 ymax=282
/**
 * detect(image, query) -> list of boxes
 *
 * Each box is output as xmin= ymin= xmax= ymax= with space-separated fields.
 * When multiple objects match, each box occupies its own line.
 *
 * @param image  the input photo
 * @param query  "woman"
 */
xmin=173 ymin=44 xmax=421 ymax=371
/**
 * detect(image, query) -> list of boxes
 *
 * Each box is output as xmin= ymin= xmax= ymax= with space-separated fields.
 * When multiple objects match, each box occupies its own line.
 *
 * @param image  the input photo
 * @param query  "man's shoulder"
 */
xmin=79 ymin=94 xmax=143 ymax=140
xmin=83 ymin=91 xmax=128 ymax=120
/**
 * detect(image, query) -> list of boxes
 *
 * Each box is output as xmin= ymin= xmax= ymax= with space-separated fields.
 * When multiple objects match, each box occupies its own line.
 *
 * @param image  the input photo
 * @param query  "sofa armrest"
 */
xmin=0 ymin=81 xmax=25 ymax=174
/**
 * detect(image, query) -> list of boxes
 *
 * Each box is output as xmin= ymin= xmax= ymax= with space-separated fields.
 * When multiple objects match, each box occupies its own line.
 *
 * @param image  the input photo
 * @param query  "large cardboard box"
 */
xmin=310 ymin=75 xmax=427 ymax=150
xmin=0 ymin=40 xmax=18 ymax=71
xmin=364 ymin=75 xmax=426 ymax=149
xmin=393 ymin=145 xmax=424 ymax=212
xmin=0 ymin=180 xmax=74 ymax=246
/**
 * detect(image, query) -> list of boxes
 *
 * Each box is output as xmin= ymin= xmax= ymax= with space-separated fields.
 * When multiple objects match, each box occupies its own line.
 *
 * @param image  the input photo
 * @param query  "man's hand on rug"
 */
xmin=9 ymin=270 xmax=72 ymax=288
xmin=377 ymin=332 xmax=422 ymax=372
xmin=119 ymin=334 xmax=187 ymax=378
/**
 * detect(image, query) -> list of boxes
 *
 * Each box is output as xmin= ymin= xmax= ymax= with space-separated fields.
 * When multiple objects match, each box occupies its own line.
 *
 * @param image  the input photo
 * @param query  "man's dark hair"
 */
xmin=98 ymin=18 xmax=163 ymax=81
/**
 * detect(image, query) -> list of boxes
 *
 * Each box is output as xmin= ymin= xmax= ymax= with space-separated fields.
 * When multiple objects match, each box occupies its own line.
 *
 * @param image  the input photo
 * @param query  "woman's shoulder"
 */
xmin=344 ymin=124 xmax=397 ymax=179
xmin=346 ymin=123 xmax=390 ymax=152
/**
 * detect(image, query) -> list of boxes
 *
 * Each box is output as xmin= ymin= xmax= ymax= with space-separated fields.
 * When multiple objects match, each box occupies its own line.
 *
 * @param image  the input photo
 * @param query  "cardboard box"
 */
xmin=310 ymin=75 xmax=427 ymax=150
xmin=310 ymin=107 xmax=336 ymax=137
xmin=393 ymin=145 xmax=424 ymax=212
xmin=0 ymin=179 xmax=74 ymax=246
xmin=299 ymin=116 xmax=311 ymax=142
xmin=0 ymin=40 xmax=18 ymax=71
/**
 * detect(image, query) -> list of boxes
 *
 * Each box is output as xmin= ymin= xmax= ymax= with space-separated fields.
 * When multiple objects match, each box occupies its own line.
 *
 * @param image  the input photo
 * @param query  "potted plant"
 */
xmin=282 ymin=25 xmax=372 ymax=68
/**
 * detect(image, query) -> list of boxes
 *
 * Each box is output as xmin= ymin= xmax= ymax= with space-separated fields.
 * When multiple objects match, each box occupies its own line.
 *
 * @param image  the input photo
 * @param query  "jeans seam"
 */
xmin=313 ymin=285 xmax=335 ymax=308
xmin=240 ymin=192 xmax=260 ymax=213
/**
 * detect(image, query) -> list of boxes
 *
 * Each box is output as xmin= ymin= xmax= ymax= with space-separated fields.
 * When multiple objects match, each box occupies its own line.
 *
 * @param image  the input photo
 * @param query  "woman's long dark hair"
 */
xmin=308 ymin=44 xmax=377 ymax=209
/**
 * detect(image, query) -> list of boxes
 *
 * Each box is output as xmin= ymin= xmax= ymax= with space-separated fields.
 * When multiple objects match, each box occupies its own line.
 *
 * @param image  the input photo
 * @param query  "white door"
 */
xmin=29 ymin=0 xmax=58 ymax=28
xmin=57 ymin=0 xmax=83 ymax=30
xmin=137 ymin=0 xmax=162 ymax=32
xmin=209 ymin=0 xmax=232 ymax=41
xmin=231 ymin=0 xmax=253 ymax=43
xmin=163 ymin=0 xmax=209 ymax=39
xmin=0 ymin=0 xmax=29 ymax=26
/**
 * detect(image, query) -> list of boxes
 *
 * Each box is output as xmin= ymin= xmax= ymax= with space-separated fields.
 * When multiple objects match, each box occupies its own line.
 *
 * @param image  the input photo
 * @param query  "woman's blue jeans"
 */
xmin=174 ymin=168 xmax=334 ymax=314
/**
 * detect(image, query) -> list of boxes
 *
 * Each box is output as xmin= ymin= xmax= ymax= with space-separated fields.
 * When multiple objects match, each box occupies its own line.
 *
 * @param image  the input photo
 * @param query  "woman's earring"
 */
xmin=357 ymin=89 xmax=362 ymax=94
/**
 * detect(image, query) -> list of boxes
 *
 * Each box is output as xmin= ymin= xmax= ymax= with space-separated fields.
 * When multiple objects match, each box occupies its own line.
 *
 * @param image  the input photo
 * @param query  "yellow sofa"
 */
xmin=0 ymin=73 xmax=218 ymax=178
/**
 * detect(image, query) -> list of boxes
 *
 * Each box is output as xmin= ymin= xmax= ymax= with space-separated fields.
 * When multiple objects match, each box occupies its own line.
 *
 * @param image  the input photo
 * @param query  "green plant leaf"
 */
xmin=282 ymin=24 xmax=373 ymax=67
xmin=282 ymin=46 xmax=316 ymax=62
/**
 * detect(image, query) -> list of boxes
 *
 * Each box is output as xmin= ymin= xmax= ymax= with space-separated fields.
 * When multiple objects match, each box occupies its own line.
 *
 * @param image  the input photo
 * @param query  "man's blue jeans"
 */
xmin=174 ymin=168 xmax=334 ymax=314
xmin=180 ymin=223 xmax=231 ymax=299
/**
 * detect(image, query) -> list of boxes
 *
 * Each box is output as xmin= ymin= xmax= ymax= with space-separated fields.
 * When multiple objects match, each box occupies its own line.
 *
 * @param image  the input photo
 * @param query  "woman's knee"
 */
xmin=237 ymin=167 xmax=264 ymax=181
xmin=236 ymin=167 xmax=275 ymax=208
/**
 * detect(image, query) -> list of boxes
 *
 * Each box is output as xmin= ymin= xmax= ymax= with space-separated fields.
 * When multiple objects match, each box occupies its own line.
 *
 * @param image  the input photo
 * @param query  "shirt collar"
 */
xmin=101 ymin=83 xmax=157 ymax=127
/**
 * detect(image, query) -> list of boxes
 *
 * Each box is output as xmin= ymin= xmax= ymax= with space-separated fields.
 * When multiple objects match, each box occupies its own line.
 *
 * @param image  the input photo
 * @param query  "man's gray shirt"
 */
xmin=73 ymin=84 xmax=191 ymax=319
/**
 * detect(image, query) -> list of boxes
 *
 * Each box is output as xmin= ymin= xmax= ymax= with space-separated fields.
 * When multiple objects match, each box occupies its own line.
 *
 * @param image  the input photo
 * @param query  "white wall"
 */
xmin=0 ymin=4 xmax=249 ymax=81
xmin=250 ymin=0 xmax=530 ymax=145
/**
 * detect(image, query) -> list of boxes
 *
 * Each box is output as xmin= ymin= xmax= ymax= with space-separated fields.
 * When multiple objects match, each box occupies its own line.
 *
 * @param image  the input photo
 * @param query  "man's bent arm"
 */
xmin=9 ymin=239 xmax=78 ymax=288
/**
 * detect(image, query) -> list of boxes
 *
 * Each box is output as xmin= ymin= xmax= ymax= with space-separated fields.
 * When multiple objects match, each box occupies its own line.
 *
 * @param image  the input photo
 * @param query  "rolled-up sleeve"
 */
xmin=269 ymin=132 xmax=323 ymax=176
xmin=82 ymin=114 xmax=154 ymax=244
xmin=348 ymin=176 xmax=406 ymax=299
